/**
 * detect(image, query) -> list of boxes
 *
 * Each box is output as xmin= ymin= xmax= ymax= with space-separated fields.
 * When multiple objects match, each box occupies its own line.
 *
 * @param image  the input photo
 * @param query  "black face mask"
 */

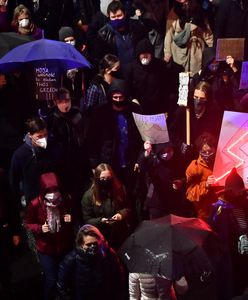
xmin=200 ymin=151 xmax=215 ymax=167
xmin=84 ymin=244 xmax=99 ymax=256
xmin=97 ymin=178 xmax=112 ymax=199
xmin=112 ymin=100 xmax=127 ymax=109
xmin=110 ymin=69 xmax=123 ymax=79
xmin=194 ymin=99 xmax=207 ymax=116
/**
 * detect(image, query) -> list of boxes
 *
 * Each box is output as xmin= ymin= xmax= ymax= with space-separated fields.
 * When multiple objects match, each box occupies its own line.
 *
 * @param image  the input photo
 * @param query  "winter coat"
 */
xmin=138 ymin=148 xmax=186 ymax=217
xmin=82 ymin=188 xmax=130 ymax=249
xmin=186 ymin=156 xmax=217 ymax=219
xmin=129 ymin=273 xmax=158 ymax=300
xmin=9 ymin=136 xmax=55 ymax=206
xmin=57 ymin=246 xmax=124 ymax=300
xmin=24 ymin=173 xmax=74 ymax=256
xmin=126 ymin=57 xmax=170 ymax=114
xmin=86 ymin=102 xmax=142 ymax=170
xmin=164 ymin=18 xmax=213 ymax=75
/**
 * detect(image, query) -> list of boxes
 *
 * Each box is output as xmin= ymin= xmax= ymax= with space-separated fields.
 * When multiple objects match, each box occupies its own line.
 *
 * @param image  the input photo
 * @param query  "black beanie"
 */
xmin=59 ymin=26 xmax=74 ymax=42
xmin=108 ymin=78 xmax=127 ymax=97
xmin=135 ymin=39 xmax=154 ymax=57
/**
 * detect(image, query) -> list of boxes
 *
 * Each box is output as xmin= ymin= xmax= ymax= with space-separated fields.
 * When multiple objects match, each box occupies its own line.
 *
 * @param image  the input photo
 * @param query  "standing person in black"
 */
xmin=48 ymin=87 xmax=90 ymax=224
xmin=0 ymin=167 xmax=21 ymax=300
xmin=9 ymin=117 xmax=55 ymax=211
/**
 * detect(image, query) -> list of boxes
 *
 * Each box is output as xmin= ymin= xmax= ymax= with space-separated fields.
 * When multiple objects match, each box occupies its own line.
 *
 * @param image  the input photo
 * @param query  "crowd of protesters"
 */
xmin=0 ymin=0 xmax=248 ymax=300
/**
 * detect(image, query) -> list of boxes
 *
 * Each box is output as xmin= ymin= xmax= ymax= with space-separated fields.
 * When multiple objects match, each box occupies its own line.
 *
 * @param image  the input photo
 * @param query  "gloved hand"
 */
xmin=181 ymin=142 xmax=194 ymax=156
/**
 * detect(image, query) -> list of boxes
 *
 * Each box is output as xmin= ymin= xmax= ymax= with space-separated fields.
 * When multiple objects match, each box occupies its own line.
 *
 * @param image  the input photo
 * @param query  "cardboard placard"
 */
xmin=34 ymin=66 xmax=60 ymax=101
xmin=239 ymin=61 xmax=248 ymax=90
xmin=213 ymin=111 xmax=248 ymax=188
xmin=177 ymin=72 xmax=189 ymax=107
xmin=216 ymin=38 xmax=245 ymax=61
xmin=132 ymin=113 xmax=169 ymax=144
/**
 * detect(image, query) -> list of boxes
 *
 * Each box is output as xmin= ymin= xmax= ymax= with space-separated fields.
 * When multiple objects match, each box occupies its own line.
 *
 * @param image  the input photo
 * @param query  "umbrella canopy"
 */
xmin=0 ymin=32 xmax=34 ymax=58
xmin=119 ymin=214 xmax=220 ymax=280
xmin=0 ymin=38 xmax=91 ymax=73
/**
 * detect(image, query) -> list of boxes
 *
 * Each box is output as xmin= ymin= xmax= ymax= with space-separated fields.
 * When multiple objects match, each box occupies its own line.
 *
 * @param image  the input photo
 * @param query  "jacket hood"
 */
xmin=135 ymin=38 xmax=154 ymax=58
xmin=108 ymin=78 xmax=128 ymax=97
xmin=40 ymin=172 xmax=60 ymax=197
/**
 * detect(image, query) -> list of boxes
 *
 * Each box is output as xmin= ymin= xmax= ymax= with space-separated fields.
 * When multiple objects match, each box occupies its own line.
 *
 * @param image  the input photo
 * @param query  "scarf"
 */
xmin=44 ymin=194 xmax=62 ymax=233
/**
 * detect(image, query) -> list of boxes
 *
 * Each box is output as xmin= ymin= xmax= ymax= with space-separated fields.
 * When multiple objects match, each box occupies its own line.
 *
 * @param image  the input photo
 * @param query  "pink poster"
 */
xmin=213 ymin=111 xmax=248 ymax=188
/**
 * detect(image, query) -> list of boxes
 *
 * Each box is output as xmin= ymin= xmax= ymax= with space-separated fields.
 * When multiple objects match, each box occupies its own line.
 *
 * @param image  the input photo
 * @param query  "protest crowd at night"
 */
xmin=0 ymin=0 xmax=248 ymax=299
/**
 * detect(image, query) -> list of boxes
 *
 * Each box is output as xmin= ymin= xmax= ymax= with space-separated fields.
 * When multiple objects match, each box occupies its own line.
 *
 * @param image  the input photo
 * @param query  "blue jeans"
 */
xmin=38 ymin=252 xmax=59 ymax=300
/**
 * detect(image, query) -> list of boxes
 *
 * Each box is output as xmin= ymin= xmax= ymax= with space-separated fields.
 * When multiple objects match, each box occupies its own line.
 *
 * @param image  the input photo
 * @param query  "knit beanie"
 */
xmin=59 ymin=26 xmax=74 ymax=42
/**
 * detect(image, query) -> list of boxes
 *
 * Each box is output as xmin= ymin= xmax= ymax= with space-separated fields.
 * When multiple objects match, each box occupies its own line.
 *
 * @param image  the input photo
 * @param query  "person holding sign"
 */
xmin=168 ymin=81 xmax=223 ymax=164
xmin=138 ymin=140 xmax=187 ymax=219
xmin=185 ymin=132 xmax=218 ymax=220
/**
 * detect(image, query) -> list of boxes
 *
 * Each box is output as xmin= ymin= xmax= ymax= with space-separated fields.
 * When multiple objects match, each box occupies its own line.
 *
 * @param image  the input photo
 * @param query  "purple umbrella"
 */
xmin=0 ymin=38 xmax=91 ymax=73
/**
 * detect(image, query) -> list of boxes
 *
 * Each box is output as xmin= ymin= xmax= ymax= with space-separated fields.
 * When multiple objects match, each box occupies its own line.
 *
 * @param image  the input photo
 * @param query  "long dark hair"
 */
xmin=91 ymin=163 xmax=126 ymax=205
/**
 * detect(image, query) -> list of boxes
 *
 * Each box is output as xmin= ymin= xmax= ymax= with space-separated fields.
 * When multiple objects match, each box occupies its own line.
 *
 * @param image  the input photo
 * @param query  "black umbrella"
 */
xmin=0 ymin=32 xmax=34 ymax=58
xmin=119 ymin=214 xmax=220 ymax=280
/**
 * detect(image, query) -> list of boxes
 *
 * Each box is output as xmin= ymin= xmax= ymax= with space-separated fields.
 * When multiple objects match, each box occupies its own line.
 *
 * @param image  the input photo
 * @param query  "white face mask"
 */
xmin=141 ymin=58 xmax=151 ymax=66
xmin=35 ymin=137 xmax=47 ymax=149
xmin=45 ymin=192 xmax=60 ymax=201
xmin=19 ymin=18 xmax=30 ymax=28
xmin=66 ymin=40 xmax=76 ymax=47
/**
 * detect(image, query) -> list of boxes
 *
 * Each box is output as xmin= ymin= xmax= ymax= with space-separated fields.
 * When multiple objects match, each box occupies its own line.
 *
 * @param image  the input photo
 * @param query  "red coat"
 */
xmin=24 ymin=196 xmax=74 ymax=256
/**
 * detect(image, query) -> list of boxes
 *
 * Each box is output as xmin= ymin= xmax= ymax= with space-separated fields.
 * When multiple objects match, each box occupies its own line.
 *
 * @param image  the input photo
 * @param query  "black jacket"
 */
xmin=87 ymin=102 xmax=142 ymax=170
xmin=9 ymin=137 xmax=54 ymax=207
xmin=57 ymin=246 xmax=124 ymax=300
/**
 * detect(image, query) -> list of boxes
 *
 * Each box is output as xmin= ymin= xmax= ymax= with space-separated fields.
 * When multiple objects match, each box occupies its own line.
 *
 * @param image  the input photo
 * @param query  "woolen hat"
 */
xmin=59 ymin=26 xmax=74 ymax=42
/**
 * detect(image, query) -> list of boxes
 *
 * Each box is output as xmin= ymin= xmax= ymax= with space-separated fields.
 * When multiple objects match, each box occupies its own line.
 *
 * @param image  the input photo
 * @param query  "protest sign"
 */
xmin=216 ymin=38 xmax=245 ymax=61
xmin=34 ymin=66 xmax=60 ymax=101
xmin=132 ymin=113 xmax=169 ymax=144
xmin=239 ymin=61 xmax=248 ymax=90
xmin=213 ymin=111 xmax=248 ymax=188
xmin=177 ymin=72 xmax=189 ymax=106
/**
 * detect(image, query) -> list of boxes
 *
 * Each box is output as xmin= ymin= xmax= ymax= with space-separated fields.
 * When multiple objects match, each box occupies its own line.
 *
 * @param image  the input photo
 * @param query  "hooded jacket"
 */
xmin=24 ymin=172 xmax=74 ymax=256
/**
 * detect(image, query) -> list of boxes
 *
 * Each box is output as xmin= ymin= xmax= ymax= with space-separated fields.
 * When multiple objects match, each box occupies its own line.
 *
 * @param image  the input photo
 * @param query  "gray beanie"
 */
xmin=59 ymin=26 xmax=74 ymax=42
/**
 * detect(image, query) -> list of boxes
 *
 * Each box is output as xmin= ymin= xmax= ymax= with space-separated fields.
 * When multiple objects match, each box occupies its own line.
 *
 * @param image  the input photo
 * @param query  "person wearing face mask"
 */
xmin=185 ymin=132 xmax=219 ymax=220
xmin=9 ymin=117 xmax=55 ymax=211
xmin=126 ymin=38 xmax=173 ymax=114
xmin=137 ymin=140 xmax=187 ymax=220
xmin=11 ymin=4 xmax=42 ymax=39
xmin=87 ymin=78 xmax=142 ymax=204
xmin=24 ymin=172 xmax=74 ymax=300
xmin=82 ymin=163 xmax=130 ymax=250
xmin=58 ymin=26 xmax=86 ymax=108
xmin=95 ymin=1 xmax=147 ymax=76
xmin=83 ymin=54 xmax=122 ymax=115
xmin=57 ymin=224 xmax=124 ymax=300
xmin=168 ymin=80 xmax=223 ymax=164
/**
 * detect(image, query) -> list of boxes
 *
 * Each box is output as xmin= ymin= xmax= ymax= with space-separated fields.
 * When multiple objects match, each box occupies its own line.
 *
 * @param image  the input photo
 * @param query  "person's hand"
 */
xmin=64 ymin=214 xmax=71 ymax=223
xmin=206 ymin=175 xmax=216 ymax=187
xmin=172 ymin=179 xmax=183 ymax=190
xmin=226 ymin=55 xmax=238 ymax=72
xmin=134 ymin=163 xmax=140 ymax=172
xmin=181 ymin=142 xmax=193 ymax=156
xmin=42 ymin=221 xmax=50 ymax=233
xmin=164 ymin=53 xmax=172 ymax=63
xmin=101 ymin=218 xmax=109 ymax=223
xmin=12 ymin=235 xmax=21 ymax=246
xmin=144 ymin=141 xmax=152 ymax=156
xmin=111 ymin=213 xmax=123 ymax=221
